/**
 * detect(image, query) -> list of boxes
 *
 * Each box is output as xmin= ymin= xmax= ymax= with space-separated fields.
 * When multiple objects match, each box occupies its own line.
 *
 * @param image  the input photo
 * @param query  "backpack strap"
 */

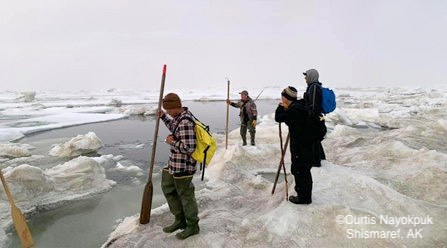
xmin=172 ymin=116 xmax=195 ymax=137
xmin=310 ymin=82 xmax=322 ymax=112
xmin=188 ymin=113 xmax=211 ymax=133
xmin=310 ymin=82 xmax=323 ymax=116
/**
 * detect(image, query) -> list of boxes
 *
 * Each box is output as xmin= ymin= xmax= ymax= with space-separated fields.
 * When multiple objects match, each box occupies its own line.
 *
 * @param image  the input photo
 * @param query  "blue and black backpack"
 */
xmin=312 ymin=83 xmax=336 ymax=114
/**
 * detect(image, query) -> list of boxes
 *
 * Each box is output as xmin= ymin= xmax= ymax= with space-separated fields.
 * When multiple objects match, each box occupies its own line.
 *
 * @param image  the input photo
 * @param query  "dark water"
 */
xmin=7 ymin=100 xmax=278 ymax=248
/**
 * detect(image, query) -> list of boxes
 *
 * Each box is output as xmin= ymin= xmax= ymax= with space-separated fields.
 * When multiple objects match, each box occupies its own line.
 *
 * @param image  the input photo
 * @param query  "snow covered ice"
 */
xmin=0 ymin=156 xmax=116 ymax=246
xmin=0 ymin=143 xmax=32 ymax=158
xmin=102 ymin=87 xmax=447 ymax=248
xmin=0 ymin=88 xmax=271 ymax=142
xmin=16 ymin=92 xmax=36 ymax=103
xmin=0 ymin=87 xmax=446 ymax=247
xmin=49 ymin=132 xmax=103 ymax=157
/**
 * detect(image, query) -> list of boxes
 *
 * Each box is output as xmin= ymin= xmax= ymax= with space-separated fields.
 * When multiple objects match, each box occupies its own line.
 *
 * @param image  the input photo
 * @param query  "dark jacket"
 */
xmin=303 ymin=82 xmax=323 ymax=116
xmin=275 ymin=100 xmax=327 ymax=161
xmin=275 ymin=101 xmax=311 ymax=156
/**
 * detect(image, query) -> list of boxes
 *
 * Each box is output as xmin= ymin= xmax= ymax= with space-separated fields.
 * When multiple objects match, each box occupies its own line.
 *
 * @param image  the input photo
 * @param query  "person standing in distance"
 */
xmin=226 ymin=90 xmax=258 ymax=146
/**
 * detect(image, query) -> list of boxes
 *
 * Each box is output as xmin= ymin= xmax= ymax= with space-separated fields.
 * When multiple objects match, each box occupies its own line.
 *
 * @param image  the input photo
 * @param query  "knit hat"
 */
xmin=162 ymin=93 xmax=182 ymax=109
xmin=281 ymin=86 xmax=298 ymax=101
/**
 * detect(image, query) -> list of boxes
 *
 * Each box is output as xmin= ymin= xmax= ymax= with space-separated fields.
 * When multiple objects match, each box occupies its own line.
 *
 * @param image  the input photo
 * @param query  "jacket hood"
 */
xmin=304 ymin=69 xmax=319 ymax=84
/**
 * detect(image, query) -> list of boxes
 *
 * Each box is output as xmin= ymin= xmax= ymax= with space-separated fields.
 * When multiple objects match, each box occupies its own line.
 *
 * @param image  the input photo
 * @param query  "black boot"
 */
xmin=163 ymin=218 xmax=186 ymax=233
xmin=289 ymin=195 xmax=312 ymax=204
xmin=242 ymin=135 xmax=247 ymax=146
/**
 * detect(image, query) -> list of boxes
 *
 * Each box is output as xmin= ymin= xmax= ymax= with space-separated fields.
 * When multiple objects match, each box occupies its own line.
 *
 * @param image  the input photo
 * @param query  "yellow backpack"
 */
xmin=174 ymin=115 xmax=217 ymax=180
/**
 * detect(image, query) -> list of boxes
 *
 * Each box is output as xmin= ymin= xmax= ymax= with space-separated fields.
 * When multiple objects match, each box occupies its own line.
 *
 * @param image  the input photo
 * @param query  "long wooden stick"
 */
xmin=278 ymin=123 xmax=289 ymax=200
xmin=0 ymin=169 xmax=34 ymax=248
xmin=271 ymin=125 xmax=290 ymax=195
xmin=282 ymin=162 xmax=289 ymax=200
xmin=140 ymin=64 xmax=166 ymax=224
xmin=225 ymin=78 xmax=230 ymax=149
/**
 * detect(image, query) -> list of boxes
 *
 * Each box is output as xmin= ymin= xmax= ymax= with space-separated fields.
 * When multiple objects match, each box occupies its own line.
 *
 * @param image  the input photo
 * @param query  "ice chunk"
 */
xmin=328 ymin=125 xmax=360 ymax=138
xmin=45 ymin=156 xmax=112 ymax=191
xmin=1 ymin=164 xmax=54 ymax=200
xmin=49 ymin=132 xmax=103 ymax=157
xmin=108 ymin=99 xmax=122 ymax=107
xmin=1 ymin=156 xmax=116 ymax=245
xmin=114 ymin=105 xmax=156 ymax=116
xmin=109 ymin=162 xmax=143 ymax=176
xmin=16 ymin=92 xmax=36 ymax=102
xmin=328 ymin=109 xmax=354 ymax=126
xmin=0 ymin=143 xmax=32 ymax=158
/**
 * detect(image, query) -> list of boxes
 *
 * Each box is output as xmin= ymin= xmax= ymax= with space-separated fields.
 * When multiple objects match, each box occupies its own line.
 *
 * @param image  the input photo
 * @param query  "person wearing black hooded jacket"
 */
xmin=275 ymin=86 xmax=315 ymax=204
xmin=302 ymin=69 xmax=327 ymax=167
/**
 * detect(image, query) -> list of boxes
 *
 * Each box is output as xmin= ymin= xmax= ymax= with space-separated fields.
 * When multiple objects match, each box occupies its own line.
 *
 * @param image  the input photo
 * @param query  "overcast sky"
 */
xmin=1 ymin=0 xmax=446 ymax=91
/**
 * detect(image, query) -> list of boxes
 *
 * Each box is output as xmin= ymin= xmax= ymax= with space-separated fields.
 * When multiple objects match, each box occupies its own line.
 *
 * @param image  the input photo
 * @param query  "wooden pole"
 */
xmin=278 ymin=123 xmax=289 ymax=200
xmin=140 ymin=64 xmax=166 ymax=224
xmin=272 ymin=124 xmax=290 ymax=195
xmin=0 ymin=169 xmax=34 ymax=248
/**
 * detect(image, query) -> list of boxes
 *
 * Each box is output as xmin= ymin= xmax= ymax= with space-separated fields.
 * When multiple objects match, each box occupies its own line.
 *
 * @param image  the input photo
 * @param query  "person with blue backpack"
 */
xmin=302 ymin=69 xmax=332 ymax=167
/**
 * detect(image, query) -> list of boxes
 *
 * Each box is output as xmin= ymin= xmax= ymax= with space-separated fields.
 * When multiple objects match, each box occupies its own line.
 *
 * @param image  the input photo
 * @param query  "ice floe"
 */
xmin=49 ymin=132 xmax=103 ymax=157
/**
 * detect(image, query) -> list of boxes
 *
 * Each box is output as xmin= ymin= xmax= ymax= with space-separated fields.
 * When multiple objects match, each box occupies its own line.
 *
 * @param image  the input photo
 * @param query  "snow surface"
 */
xmin=102 ymin=111 xmax=447 ymax=247
xmin=49 ymin=132 xmax=103 ymax=157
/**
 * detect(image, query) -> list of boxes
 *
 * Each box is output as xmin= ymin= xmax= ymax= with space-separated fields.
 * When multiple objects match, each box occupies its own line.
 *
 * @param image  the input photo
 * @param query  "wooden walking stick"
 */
xmin=0 ymin=169 xmax=34 ymax=248
xmin=140 ymin=64 xmax=166 ymax=224
xmin=282 ymin=158 xmax=289 ymax=200
xmin=225 ymin=77 xmax=230 ymax=149
xmin=279 ymin=124 xmax=289 ymax=200
xmin=271 ymin=123 xmax=290 ymax=196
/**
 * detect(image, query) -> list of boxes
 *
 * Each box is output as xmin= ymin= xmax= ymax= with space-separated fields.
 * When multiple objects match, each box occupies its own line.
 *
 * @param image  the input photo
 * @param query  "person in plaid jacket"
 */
xmin=159 ymin=93 xmax=199 ymax=240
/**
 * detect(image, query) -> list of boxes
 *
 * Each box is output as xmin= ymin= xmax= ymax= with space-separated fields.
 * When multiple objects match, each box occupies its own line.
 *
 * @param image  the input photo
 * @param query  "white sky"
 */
xmin=1 ymin=0 xmax=446 ymax=91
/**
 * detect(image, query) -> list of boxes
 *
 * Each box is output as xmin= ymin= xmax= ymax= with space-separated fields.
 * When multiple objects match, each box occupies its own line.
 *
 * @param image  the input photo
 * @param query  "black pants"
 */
xmin=311 ymin=141 xmax=326 ymax=167
xmin=290 ymin=149 xmax=313 ymax=200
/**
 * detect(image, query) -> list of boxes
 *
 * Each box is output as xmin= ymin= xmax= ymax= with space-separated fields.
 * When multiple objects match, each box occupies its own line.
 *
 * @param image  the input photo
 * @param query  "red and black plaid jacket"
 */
xmin=161 ymin=107 xmax=197 ymax=176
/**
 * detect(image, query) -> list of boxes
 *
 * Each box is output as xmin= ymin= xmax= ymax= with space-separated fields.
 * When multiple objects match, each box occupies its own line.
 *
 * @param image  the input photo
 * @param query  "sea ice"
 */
xmin=49 ymin=132 xmax=103 ymax=157
xmin=0 ymin=156 xmax=116 ymax=246
xmin=0 ymin=143 xmax=32 ymax=158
